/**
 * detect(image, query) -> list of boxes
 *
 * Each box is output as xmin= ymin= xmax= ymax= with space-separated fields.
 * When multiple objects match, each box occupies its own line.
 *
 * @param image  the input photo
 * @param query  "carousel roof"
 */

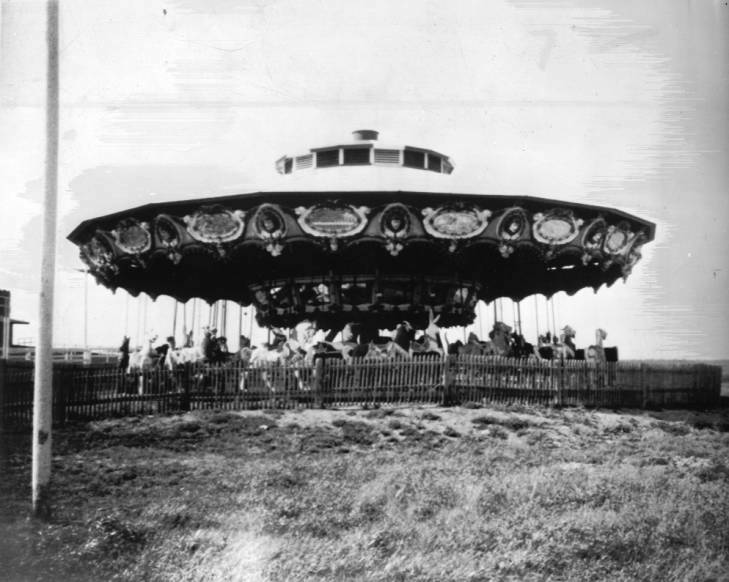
xmin=68 ymin=130 xmax=655 ymax=329
xmin=68 ymin=193 xmax=654 ymax=330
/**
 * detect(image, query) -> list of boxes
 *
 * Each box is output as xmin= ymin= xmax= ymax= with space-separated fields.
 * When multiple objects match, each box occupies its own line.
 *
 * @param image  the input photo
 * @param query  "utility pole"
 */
xmin=32 ymin=0 xmax=59 ymax=518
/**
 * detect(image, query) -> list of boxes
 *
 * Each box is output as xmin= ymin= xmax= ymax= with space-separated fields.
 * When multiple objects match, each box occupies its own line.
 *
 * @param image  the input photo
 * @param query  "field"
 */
xmin=2 ymin=404 xmax=729 ymax=582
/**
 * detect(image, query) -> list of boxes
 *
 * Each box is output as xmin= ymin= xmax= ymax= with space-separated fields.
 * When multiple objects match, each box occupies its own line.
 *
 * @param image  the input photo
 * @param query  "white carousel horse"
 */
xmin=586 ymin=328 xmax=607 ymax=363
xmin=457 ymin=331 xmax=497 ymax=357
xmin=362 ymin=340 xmax=411 ymax=360
xmin=451 ymin=323 xmax=510 ymax=358
xmin=244 ymin=329 xmax=312 ymax=393
xmin=127 ymin=335 xmax=160 ymax=373
xmin=489 ymin=322 xmax=512 ymax=356
xmin=125 ymin=335 xmax=161 ymax=395
xmin=410 ymin=309 xmax=445 ymax=357
xmin=554 ymin=325 xmax=577 ymax=360
xmin=165 ymin=326 xmax=215 ymax=369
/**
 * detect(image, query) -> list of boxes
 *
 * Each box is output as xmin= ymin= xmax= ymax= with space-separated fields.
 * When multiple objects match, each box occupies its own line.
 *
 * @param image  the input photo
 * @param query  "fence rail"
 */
xmin=0 ymin=357 xmax=722 ymax=430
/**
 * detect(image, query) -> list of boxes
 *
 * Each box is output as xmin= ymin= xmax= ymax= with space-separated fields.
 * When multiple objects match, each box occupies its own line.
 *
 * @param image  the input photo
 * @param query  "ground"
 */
xmin=1 ymin=404 xmax=729 ymax=582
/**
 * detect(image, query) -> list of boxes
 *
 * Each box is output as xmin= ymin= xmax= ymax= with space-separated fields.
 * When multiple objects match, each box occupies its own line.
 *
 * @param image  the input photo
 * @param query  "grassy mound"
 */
xmin=1 ymin=405 xmax=728 ymax=581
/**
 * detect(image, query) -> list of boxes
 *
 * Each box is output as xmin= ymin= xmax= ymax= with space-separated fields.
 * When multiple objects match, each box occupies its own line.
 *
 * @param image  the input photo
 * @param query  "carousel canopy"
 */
xmin=68 ymin=131 xmax=655 ymax=330
xmin=68 ymin=193 xmax=654 ymax=330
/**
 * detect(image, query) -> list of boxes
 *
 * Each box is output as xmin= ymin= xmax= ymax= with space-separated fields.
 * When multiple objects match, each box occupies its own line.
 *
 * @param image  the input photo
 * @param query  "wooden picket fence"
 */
xmin=0 ymin=357 xmax=722 ymax=430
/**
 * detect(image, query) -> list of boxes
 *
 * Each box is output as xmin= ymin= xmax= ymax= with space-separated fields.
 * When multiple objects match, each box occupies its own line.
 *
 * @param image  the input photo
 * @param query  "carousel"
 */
xmin=68 ymin=130 xmax=654 ymax=339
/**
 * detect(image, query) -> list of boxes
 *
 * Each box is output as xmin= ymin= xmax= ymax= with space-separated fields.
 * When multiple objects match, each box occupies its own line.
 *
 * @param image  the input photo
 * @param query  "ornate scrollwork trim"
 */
xmin=603 ymin=222 xmax=635 ymax=256
xmin=111 ymin=218 xmax=151 ymax=255
xmin=421 ymin=206 xmax=491 ymax=241
xmin=295 ymin=204 xmax=370 ymax=247
xmin=80 ymin=231 xmax=118 ymax=275
xmin=253 ymin=204 xmax=287 ymax=256
xmin=380 ymin=203 xmax=411 ymax=256
xmin=495 ymin=207 xmax=528 ymax=258
xmin=533 ymin=209 xmax=583 ymax=246
xmin=183 ymin=205 xmax=246 ymax=244
xmin=580 ymin=217 xmax=608 ymax=265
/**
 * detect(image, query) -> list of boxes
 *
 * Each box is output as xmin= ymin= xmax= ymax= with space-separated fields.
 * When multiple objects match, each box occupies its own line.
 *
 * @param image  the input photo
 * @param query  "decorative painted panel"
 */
xmin=533 ymin=210 xmax=583 ymax=246
xmin=111 ymin=218 xmax=151 ymax=254
xmin=183 ymin=206 xmax=246 ymax=244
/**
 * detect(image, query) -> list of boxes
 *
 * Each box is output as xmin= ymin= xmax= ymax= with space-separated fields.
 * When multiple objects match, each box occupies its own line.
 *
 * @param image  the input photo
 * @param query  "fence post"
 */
xmin=0 ymin=359 xmax=6 ymax=433
xmin=313 ymin=357 xmax=325 ymax=408
xmin=640 ymin=362 xmax=648 ymax=409
xmin=52 ymin=364 xmax=65 ymax=427
xmin=556 ymin=359 xmax=564 ymax=407
xmin=180 ymin=363 xmax=191 ymax=412
xmin=442 ymin=355 xmax=454 ymax=406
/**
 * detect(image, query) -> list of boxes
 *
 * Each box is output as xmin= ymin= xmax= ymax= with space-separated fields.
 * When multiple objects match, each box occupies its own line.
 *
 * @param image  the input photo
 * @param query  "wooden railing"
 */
xmin=0 ymin=357 xmax=722 ymax=429
xmin=6 ymin=347 xmax=119 ymax=363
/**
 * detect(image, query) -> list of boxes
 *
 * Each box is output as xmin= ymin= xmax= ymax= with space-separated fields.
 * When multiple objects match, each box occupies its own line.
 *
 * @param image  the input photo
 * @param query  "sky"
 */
xmin=1 ymin=0 xmax=727 ymax=358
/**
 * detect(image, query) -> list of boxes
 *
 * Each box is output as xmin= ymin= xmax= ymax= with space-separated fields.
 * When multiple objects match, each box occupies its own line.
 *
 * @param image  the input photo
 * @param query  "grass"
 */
xmin=1 ymin=405 xmax=729 ymax=581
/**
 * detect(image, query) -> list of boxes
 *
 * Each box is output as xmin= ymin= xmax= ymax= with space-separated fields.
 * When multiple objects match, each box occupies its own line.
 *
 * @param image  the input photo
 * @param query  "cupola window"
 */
xmin=316 ymin=149 xmax=340 ymax=168
xmin=343 ymin=147 xmax=371 ymax=165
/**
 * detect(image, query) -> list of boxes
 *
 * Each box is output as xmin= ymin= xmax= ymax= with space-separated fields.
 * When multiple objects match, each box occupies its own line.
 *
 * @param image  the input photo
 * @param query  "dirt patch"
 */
xmin=299 ymin=428 xmax=344 ymax=453
xmin=338 ymin=420 xmax=377 ymax=446
xmin=363 ymin=408 xmax=398 ymax=419
xmin=420 ymin=412 xmax=442 ymax=421
xmin=471 ymin=414 xmax=537 ymax=432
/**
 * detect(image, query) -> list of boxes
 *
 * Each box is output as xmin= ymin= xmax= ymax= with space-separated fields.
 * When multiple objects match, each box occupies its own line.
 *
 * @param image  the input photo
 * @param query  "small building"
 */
xmin=0 ymin=289 xmax=30 ymax=356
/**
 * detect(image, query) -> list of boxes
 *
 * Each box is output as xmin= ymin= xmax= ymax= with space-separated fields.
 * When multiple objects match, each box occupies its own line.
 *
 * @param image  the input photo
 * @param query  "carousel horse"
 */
xmin=538 ymin=326 xmax=576 ymax=360
xmin=154 ymin=336 xmax=176 ymax=368
xmin=456 ymin=322 xmax=511 ymax=357
xmin=246 ymin=326 xmax=315 ymax=393
xmin=410 ymin=309 xmax=444 ymax=357
xmin=314 ymin=320 xmax=414 ymax=363
xmin=455 ymin=325 xmax=534 ymax=359
xmin=166 ymin=326 xmax=228 ymax=368
xmin=127 ymin=335 xmax=160 ymax=373
xmin=586 ymin=328 xmax=607 ymax=363
xmin=489 ymin=322 xmax=512 ymax=356
xmin=237 ymin=335 xmax=254 ymax=366
xmin=363 ymin=340 xmax=411 ymax=360
xmin=507 ymin=332 xmax=540 ymax=360
xmin=303 ymin=341 xmax=344 ymax=364
xmin=125 ymin=335 xmax=161 ymax=394
xmin=558 ymin=326 xmax=577 ymax=359
xmin=248 ymin=330 xmax=295 ymax=365
xmin=207 ymin=335 xmax=231 ymax=364
xmin=393 ymin=321 xmax=415 ymax=351
xmin=450 ymin=334 xmax=475 ymax=357
xmin=357 ymin=320 xmax=416 ymax=360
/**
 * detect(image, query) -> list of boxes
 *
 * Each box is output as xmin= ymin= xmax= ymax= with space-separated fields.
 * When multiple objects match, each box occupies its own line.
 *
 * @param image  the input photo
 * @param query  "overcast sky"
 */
xmin=1 ymin=0 xmax=727 ymax=358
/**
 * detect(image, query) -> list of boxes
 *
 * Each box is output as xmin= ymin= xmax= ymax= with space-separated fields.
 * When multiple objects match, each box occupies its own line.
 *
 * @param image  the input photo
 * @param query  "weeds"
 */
xmin=1 ymin=407 xmax=728 ymax=582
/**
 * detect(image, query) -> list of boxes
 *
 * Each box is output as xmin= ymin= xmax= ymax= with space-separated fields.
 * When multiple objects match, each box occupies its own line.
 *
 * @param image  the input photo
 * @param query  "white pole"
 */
xmin=181 ymin=301 xmax=187 ymax=345
xmin=478 ymin=301 xmax=485 ymax=339
xmin=33 ymin=0 xmax=59 ymax=519
xmin=1 ymin=292 xmax=10 ymax=359
xmin=124 ymin=292 xmax=129 ymax=337
xmin=83 ymin=270 xmax=88 ymax=351
xmin=171 ymin=299 xmax=178 ymax=342
xmin=237 ymin=303 xmax=243 ymax=349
